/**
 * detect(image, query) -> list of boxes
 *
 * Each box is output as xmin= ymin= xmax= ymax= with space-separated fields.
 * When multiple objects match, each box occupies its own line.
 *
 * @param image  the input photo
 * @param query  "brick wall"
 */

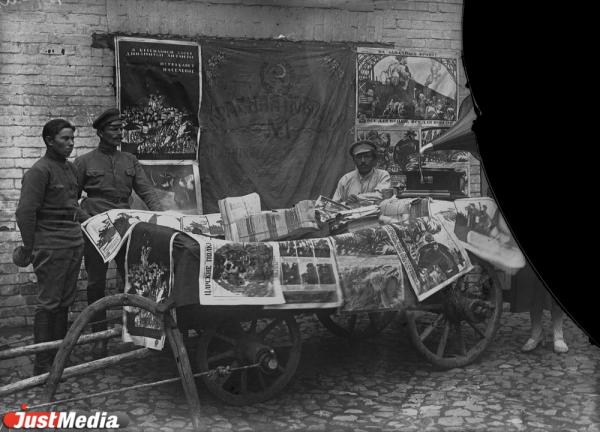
xmin=0 ymin=0 xmax=469 ymax=327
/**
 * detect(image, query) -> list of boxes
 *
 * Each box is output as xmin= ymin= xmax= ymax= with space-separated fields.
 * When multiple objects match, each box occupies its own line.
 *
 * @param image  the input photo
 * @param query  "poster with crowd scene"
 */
xmin=131 ymin=160 xmax=202 ymax=214
xmin=123 ymin=224 xmax=178 ymax=350
xmin=356 ymin=47 xmax=458 ymax=127
xmin=81 ymin=209 xmax=224 ymax=263
xmin=191 ymin=235 xmax=285 ymax=305
xmin=115 ymin=37 xmax=201 ymax=160
xmin=267 ymin=238 xmax=343 ymax=309
xmin=383 ymin=217 xmax=472 ymax=301
xmin=330 ymin=227 xmax=406 ymax=313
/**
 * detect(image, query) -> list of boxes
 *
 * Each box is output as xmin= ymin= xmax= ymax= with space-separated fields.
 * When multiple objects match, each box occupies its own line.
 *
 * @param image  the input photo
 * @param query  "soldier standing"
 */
xmin=74 ymin=108 xmax=163 ymax=357
xmin=15 ymin=119 xmax=87 ymax=375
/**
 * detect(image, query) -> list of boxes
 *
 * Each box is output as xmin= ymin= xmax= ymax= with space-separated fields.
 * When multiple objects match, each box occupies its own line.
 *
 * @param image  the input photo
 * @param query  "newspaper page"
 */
xmin=123 ymin=224 xmax=178 ymax=350
xmin=266 ymin=238 xmax=343 ymax=309
xmin=383 ymin=216 xmax=472 ymax=302
xmin=190 ymin=235 xmax=285 ymax=305
xmin=427 ymin=198 xmax=457 ymax=230
xmin=453 ymin=197 xmax=525 ymax=273
xmin=82 ymin=209 xmax=226 ymax=263
xmin=181 ymin=213 xmax=224 ymax=237
xmin=330 ymin=227 xmax=406 ymax=313
xmin=314 ymin=195 xmax=350 ymax=223
xmin=81 ymin=209 xmax=157 ymax=262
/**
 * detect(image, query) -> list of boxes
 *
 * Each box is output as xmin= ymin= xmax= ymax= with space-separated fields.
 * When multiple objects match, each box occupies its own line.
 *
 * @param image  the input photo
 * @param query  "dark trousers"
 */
xmin=30 ymin=245 xmax=84 ymax=375
xmin=31 ymin=245 xmax=84 ymax=312
xmin=83 ymin=236 xmax=126 ymax=332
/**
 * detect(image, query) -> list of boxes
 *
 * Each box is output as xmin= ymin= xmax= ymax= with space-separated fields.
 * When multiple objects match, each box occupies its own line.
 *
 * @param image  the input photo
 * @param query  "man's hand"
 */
xmin=347 ymin=194 xmax=359 ymax=204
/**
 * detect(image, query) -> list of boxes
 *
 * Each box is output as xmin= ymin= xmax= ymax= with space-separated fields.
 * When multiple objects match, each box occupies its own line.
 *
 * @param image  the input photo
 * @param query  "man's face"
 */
xmin=353 ymin=151 xmax=376 ymax=175
xmin=47 ymin=127 xmax=75 ymax=158
xmin=98 ymin=119 xmax=122 ymax=147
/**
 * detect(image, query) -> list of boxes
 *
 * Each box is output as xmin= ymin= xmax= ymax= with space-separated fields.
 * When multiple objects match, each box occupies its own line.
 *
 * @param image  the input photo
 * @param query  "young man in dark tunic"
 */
xmin=74 ymin=108 xmax=163 ymax=356
xmin=15 ymin=119 xmax=86 ymax=375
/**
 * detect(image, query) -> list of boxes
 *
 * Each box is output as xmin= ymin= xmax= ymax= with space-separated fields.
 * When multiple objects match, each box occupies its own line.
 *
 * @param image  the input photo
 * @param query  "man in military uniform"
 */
xmin=74 ymin=108 xmax=163 ymax=356
xmin=15 ymin=119 xmax=86 ymax=375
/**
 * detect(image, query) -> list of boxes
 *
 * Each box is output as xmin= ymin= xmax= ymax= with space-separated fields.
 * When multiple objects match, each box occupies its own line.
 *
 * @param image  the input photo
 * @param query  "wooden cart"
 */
xmin=0 ymin=234 xmax=502 ymax=431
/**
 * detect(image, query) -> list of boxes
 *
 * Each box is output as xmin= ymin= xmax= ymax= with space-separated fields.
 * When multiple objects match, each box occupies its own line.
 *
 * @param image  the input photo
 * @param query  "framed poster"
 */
xmin=131 ymin=160 xmax=203 ymax=214
xmin=356 ymin=47 xmax=458 ymax=127
xmin=115 ymin=36 xmax=202 ymax=160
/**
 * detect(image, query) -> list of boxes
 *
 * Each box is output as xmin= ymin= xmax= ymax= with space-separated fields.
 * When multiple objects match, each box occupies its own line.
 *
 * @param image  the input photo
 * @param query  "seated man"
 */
xmin=332 ymin=140 xmax=391 ymax=204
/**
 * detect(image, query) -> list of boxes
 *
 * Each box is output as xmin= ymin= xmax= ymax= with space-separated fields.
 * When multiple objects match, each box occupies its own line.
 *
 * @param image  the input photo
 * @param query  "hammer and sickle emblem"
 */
xmin=272 ymin=63 xmax=286 ymax=79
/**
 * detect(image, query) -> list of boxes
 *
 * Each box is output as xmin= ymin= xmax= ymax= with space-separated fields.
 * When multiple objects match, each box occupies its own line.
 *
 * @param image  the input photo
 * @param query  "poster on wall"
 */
xmin=131 ymin=160 xmax=202 ymax=214
xmin=356 ymin=47 xmax=458 ymax=127
xmin=115 ymin=37 xmax=202 ymax=160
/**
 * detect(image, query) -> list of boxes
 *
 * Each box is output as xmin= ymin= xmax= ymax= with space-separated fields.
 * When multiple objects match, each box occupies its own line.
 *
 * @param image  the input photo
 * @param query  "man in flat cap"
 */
xmin=74 ymin=108 xmax=163 ymax=356
xmin=15 ymin=119 xmax=87 ymax=375
xmin=332 ymin=140 xmax=391 ymax=204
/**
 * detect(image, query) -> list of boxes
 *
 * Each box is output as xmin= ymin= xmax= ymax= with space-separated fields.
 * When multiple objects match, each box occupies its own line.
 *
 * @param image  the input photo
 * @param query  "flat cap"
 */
xmin=92 ymin=108 xmax=121 ymax=130
xmin=12 ymin=246 xmax=32 ymax=268
xmin=349 ymin=140 xmax=377 ymax=157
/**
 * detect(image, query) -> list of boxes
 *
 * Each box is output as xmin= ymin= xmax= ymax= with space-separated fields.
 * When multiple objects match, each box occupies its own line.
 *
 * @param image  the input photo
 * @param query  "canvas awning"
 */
xmin=420 ymin=95 xmax=480 ymax=160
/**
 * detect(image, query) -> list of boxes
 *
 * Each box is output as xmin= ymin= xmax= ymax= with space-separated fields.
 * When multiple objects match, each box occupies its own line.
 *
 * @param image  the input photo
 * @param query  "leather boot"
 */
xmin=32 ymin=310 xmax=54 ymax=376
xmin=51 ymin=308 xmax=70 ymax=366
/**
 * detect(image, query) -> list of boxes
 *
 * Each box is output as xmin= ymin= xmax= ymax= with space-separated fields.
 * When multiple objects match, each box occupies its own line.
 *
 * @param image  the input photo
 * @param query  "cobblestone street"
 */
xmin=2 ymin=311 xmax=599 ymax=432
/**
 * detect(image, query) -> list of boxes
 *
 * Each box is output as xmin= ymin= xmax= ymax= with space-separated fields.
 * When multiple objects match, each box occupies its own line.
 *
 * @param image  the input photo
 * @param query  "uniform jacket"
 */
xmin=74 ymin=146 xmax=163 ymax=216
xmin=15 ymin=150 xmax=84 ymax=250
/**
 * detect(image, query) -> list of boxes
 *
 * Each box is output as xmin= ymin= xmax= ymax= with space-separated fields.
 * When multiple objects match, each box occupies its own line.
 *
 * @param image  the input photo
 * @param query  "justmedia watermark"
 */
xmin=2 ymin=404 xmax=130 ymax=429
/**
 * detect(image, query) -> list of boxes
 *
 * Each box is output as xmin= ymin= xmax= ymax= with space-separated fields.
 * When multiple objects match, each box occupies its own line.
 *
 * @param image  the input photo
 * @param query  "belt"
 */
xmin=87 ymin=194 xmax=129 ymax=204
xmin=37 ymin=210 xmax=77 ymax=221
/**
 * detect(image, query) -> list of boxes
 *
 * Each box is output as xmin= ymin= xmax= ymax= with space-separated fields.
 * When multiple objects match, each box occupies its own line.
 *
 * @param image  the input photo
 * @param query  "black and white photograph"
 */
xmin=269 ymin=238 xmax=342 ymax=309
xmin=2 ymin=2 xmax=598 ymax=432
xmin=131 ymin=160 xmax=202 ymax=214
xmin=331 ymin=227 xmax=406 ymax=312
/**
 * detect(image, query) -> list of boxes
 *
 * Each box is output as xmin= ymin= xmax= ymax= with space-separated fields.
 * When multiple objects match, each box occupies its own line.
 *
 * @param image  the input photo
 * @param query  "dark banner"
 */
xmin=199 ymin=40 xmax=356 ymax=213
xmin=116 ymin=37 xmax=201 ymax=160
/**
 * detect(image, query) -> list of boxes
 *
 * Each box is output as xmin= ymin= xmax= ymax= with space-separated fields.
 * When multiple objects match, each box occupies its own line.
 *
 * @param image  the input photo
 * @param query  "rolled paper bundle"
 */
xmin=379 ymin=197 xmax=415 ymax=222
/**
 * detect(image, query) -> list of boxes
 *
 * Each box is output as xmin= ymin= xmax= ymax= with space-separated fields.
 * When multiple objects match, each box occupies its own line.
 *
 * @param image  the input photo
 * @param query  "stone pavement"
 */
xmin=1 ymin=310 xmax=599 ymax=432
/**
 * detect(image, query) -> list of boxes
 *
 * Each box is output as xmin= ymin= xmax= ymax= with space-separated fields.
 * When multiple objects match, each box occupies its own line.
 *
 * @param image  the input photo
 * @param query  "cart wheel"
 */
xmin=316 ymin=311 xmax=397 ymax=339
xmin=196 ymin=314 xmax=301 ymax=405
xmin=406 ymin=254 xmax=503 ymax=369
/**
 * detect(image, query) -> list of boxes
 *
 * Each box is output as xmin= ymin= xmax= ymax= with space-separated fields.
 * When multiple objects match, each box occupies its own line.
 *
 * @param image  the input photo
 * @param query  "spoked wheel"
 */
xmin=196 ymin=314 xmax=301 ymax=405
xmin=406 ymin=254 xmax=503 ymax=369
xmin=317 ymin=310 xmax=398 ymax=339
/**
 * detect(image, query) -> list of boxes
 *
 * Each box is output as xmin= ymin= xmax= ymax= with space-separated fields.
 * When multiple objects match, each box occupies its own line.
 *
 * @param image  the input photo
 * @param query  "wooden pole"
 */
xmin=0 ymin=327 xmax=121 ymax=360
xmin=164 ymin=313 xmax=204 ymax=431
xmin=44 ymin=294 xmax=163 ymax=402
xmin=0 ymin=348 xmax=151 ymax=397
